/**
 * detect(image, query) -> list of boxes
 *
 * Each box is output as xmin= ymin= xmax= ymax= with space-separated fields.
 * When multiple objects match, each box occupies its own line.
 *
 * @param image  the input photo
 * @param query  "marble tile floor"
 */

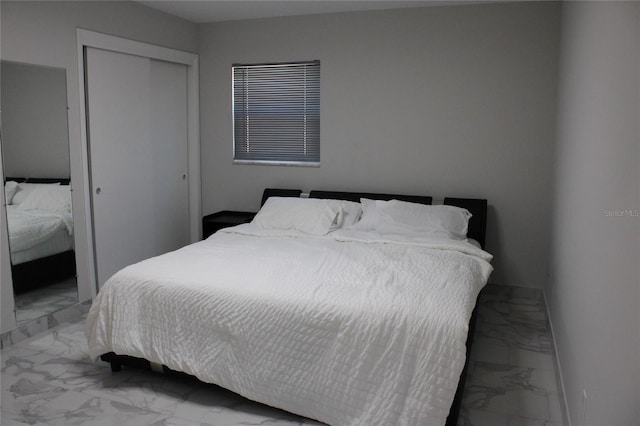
xmin=458 ymin=285 xmax=567 ymax=426
xmin=1 ymin=284 xmax=567 ymax=426
xmin=14 ymin=277 xmax=78 ymax=325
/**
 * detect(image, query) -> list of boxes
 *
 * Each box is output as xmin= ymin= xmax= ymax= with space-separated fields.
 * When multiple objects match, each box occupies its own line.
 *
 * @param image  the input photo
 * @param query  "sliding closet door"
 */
xmin=148 ymin=59 xmax=189 ymax=254
xmin=85 ymin=47 xmax=189 ymax=287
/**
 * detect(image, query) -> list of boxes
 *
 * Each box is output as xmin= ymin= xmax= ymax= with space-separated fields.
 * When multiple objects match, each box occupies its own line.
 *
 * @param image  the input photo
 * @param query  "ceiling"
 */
xmin=137 ymin=1 xmax=473 ymax=24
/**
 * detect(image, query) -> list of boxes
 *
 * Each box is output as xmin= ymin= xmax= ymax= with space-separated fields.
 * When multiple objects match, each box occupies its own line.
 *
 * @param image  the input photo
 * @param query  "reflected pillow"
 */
xmin=11 ymin=182 xmax=61 ymax=206
xmin=17 ymin=185 xmax=71 ymax=212
xmin=4 ymin=181 xmax=18 ymax=205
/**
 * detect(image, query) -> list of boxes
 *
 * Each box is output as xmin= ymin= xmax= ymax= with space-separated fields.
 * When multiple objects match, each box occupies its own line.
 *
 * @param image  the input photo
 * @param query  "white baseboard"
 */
xmin=543 ymin=288 xmax=572 ymax=426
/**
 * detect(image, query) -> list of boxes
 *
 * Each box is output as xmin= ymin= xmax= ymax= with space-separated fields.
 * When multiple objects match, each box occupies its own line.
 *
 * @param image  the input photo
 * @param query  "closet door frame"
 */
xmin=77 ymin=29 xmax=200 ymax=298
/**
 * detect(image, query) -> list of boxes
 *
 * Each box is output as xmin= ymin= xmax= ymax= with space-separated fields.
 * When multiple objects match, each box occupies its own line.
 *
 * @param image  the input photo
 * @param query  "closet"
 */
xmin=84 ymin=45 xmax=193 ymax=288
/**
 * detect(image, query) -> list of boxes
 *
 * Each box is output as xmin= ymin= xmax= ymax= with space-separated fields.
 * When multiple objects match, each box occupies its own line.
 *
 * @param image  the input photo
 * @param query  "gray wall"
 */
xmin=0 ymin=0 xmax=198 ymax=330
xmin=548 ymin=2 xmax=640 ymax=425
xmin=199 ymin=2 xmax=561 ymax=289
xmin=3 ymin=1 xmax=639 ymax=422
xmin=1 ymin=61 xmax=70 ymax=178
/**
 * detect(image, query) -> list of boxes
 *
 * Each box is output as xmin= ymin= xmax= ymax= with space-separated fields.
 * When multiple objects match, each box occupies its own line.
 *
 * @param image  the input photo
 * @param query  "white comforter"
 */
xmin=86 ymin=225 xmax=492 ymax=426
xmin=6 ymin=206 xmax=74 ymax=263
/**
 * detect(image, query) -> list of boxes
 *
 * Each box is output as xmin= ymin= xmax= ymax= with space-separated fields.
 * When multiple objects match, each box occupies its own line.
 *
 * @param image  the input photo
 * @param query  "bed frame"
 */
xmin=5 ymin=177 xmax=76 ymax=294
xmin=100 ymin=188 xmax=489 ymax=426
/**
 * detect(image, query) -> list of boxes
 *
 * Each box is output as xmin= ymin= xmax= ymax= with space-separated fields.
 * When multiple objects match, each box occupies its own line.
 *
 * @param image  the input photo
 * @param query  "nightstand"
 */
xmin=202 ymin=210 xmax=256 ymax=239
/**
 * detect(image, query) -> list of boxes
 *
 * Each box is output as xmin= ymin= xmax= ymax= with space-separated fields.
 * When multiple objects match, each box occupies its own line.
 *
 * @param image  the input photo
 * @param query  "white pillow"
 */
xmin=17 ymin=185 xmax=71 ymax=212
xmin=252 ymin=197 xmax=350 ymax=236
xmin=11 ymin=182 xmax=60 ymax=206
xmin=345 ymin=198 xmax=378 ymax=231
xmin=332 ymin=199 xmax=362 ymax=228
xmin=376 ymin=199 xmax=472 ymax=239
xmin=4 ymin=181 xmax=18 ymax=205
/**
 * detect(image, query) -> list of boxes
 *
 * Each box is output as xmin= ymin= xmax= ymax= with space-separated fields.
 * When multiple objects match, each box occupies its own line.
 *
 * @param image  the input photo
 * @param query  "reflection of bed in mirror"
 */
xmin=4 ymin=177 xmax=75 ymax=294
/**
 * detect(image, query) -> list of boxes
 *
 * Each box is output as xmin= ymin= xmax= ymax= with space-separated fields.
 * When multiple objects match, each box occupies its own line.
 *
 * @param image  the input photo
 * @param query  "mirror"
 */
xmin=1 ymin=60 xmax=77 ymax=325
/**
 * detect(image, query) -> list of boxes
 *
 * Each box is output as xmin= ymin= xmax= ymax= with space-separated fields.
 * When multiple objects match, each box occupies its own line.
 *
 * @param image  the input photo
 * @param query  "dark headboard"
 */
xmin=444 ymin=197 xmax=487 ymax=249
xmin=259 ymin=188 xmax=487 ymax=249
xmin=309 ymin=190 xmax=432 ymax=205
xmin=5 ymin=177 xmax=70 ymax=185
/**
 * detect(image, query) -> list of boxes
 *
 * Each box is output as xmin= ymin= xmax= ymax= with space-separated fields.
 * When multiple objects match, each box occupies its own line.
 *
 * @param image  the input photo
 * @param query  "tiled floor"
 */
xmin=0 ymin=284 xmax=566 ymax=426
xmin=14 ymin=278 xmax=78 ymax=325
xmin=458 ymin=285 xmax=566 ymax=426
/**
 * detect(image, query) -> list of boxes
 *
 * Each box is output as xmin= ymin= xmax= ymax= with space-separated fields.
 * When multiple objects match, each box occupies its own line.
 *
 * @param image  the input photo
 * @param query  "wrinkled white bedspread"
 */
xmin=86 ymin=225 xmax=492 ymax=426
xmin=6 ymin=206 xmax=73 ymax=252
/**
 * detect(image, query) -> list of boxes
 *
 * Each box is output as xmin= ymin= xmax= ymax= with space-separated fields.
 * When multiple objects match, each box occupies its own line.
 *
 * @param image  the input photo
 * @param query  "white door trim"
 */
xmin=77 ymin=29 xmax=200 ymax=298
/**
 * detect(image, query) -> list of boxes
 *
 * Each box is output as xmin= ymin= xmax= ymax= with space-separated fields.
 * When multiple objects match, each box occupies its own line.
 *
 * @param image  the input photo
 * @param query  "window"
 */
xmin=232 ymin=61 xmax=320 ymax=165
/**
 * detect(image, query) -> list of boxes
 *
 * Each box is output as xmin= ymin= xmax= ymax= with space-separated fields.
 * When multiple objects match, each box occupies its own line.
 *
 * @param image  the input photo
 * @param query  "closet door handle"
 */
xmin=96 ymin=187 xmax=102 ymax=194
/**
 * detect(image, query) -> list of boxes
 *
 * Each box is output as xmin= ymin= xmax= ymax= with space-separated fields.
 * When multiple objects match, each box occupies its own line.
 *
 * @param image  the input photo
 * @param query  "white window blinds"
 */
xmin=232 ymin=61 xmax=320 ymax=165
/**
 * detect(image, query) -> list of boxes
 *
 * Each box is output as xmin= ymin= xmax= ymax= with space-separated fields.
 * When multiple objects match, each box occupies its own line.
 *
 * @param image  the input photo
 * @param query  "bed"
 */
xmin=86 ymin=189 xmax=492 ymax=426
xmin=4 ymin=177 xmax=75 ymax=293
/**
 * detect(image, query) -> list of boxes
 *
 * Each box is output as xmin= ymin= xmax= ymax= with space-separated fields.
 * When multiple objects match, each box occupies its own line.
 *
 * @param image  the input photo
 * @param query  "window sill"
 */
xmin=232 ymin=159 xmax=320 ymax=167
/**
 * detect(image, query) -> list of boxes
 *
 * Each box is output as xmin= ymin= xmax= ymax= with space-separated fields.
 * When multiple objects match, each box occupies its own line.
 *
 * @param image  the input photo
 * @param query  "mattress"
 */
xmin=86 ymin=224 xmax=492 ymax=426
xmin=7 ymin=206 xmax=74 ymax=265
